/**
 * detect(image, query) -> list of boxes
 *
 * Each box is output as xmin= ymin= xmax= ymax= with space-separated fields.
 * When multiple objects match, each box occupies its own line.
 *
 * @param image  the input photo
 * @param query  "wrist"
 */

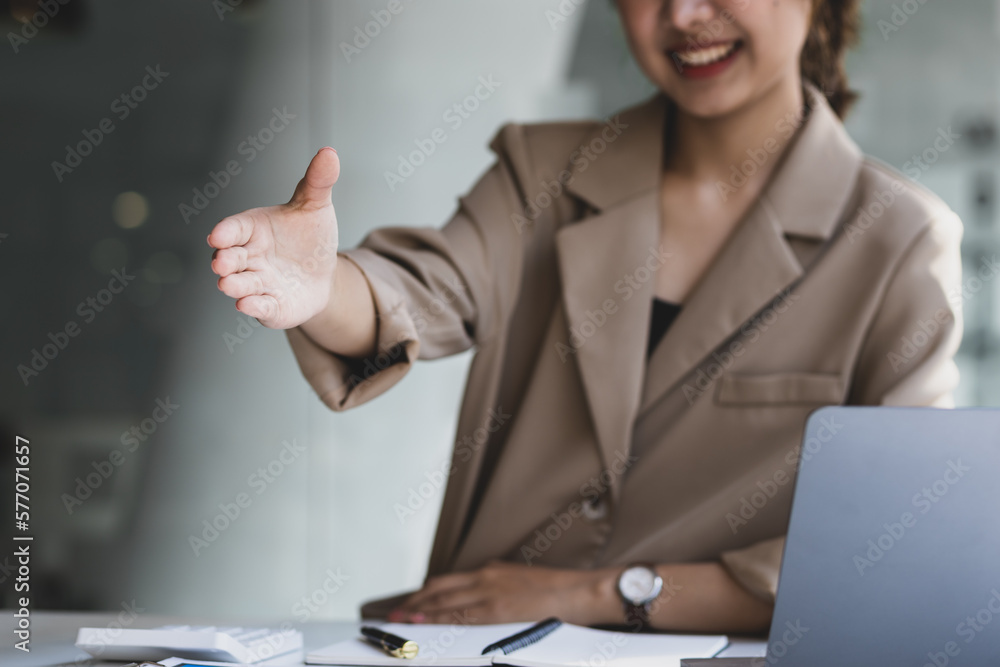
xmin=299 ymin=257 xmax=342 ymax=333
xmin=576 ymin=566 xmax=625 ymax=626
xmin=301 ymin=254 xmax=378 ymax=359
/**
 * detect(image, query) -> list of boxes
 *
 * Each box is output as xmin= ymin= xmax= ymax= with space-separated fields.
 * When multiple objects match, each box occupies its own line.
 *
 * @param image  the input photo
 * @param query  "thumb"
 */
xmin=289 ymin=147 xmax=340 ymax=209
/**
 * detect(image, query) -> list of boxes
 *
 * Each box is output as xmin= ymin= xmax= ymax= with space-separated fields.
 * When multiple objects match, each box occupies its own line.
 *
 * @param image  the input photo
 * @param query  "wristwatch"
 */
xmin=616 ymin=563 xmax=663 ymax=631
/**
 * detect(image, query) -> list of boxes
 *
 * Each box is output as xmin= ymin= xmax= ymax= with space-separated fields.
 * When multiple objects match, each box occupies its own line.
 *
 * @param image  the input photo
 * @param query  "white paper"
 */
xmin=306 ymin=622 xmax=727 ymax=667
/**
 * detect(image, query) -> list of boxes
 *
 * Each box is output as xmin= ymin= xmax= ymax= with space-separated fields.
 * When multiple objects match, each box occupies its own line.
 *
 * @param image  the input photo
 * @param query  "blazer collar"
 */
xmin=554 ymin=82 xmax=863 ymax=495
xmin=564 ymin=81 xmax=863 ymax=237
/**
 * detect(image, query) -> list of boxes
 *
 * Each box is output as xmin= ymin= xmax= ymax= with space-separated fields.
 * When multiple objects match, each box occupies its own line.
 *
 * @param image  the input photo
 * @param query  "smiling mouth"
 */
xmin=668 ymin=40 xmax=744 ymax=74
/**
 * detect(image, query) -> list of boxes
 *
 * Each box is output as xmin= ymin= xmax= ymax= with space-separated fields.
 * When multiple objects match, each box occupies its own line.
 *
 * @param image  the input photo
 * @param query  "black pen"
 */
xmin=361 ymin=625 xmax=419 ymax=659
xmin=481 ymin=617 xmax=562 ymax=655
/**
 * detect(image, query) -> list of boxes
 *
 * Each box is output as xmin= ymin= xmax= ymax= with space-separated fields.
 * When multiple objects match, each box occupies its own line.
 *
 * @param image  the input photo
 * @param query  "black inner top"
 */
xmin=648 ymin=297 xmax=682 ymax=359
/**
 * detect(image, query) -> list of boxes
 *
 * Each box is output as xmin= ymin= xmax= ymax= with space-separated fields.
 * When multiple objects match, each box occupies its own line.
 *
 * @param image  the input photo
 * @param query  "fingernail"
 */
xmin=387 ymin=610 xmax=404 ymax=622
xmin=410 ymin=612 xmax=425 ymax=623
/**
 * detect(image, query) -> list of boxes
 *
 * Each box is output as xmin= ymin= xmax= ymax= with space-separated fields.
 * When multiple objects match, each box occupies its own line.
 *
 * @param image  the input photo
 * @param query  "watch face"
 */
xmin=619 ymin=566 xmax=659 ymax=603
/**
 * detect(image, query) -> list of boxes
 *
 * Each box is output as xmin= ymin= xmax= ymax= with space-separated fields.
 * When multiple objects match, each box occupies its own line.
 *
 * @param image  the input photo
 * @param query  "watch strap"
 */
xmin=623 ymin=599 xmax=651 ymax=631
xmin=617 ymin=563 xmax=662 ymax=631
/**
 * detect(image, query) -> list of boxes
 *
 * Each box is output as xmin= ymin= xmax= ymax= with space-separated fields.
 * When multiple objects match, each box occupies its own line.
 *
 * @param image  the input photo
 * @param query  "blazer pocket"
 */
xmin=715 ymin=372 xmax=846 ymax=406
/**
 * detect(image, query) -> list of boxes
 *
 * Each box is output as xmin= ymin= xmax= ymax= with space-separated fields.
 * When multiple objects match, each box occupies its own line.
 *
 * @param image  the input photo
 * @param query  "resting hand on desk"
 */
xmin=387 ymin=560 xmax=773 ymax=634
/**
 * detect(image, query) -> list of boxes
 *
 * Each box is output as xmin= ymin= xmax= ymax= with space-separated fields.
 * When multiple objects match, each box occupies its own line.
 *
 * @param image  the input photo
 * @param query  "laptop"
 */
xmin=685 ymin=406 xmax=1000 ymax=667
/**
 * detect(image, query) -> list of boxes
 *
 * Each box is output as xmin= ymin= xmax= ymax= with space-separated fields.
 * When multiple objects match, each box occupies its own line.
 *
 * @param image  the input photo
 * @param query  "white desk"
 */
xmin=0 ymin=611 xmax=766 ymax=666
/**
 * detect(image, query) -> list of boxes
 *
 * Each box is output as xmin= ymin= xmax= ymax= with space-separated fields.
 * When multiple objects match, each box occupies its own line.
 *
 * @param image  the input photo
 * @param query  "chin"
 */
xmin=641 ymin=58 xmax=749 ymax=119
xmin=661 ymin=83 xmax=751 ymax=120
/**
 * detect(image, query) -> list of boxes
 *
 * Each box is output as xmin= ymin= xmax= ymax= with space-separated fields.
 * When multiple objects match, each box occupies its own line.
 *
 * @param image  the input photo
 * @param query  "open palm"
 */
xmin=208 ymin=147 xmax=341 ymax=329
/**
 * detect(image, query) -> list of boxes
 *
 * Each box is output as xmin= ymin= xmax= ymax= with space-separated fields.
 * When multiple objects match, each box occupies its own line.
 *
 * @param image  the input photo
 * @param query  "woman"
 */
xmin=208 ymin=0 xmax=963 ymax=634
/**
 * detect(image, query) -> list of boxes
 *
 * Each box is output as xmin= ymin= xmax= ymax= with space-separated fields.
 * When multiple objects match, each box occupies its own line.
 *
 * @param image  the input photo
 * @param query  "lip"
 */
xmin=666 ymin=39 xmax=744 ymax=80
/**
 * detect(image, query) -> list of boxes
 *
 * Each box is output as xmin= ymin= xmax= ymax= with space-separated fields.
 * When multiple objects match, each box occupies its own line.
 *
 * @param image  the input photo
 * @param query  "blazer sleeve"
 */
xmin=285 ymin=124 xmax=531 ymax=412
xmin=845 ymin=209 xmax=965 ymax=407
xmin=718 ymin=210 xmax=965 ymax=605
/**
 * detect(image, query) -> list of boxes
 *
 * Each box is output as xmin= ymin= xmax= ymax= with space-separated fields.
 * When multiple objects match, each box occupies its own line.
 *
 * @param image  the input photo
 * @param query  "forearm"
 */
xmin=299 ymin=253 xmax=378 ymax=359
xmin=583 ymin=562 xmax=773 ymax=634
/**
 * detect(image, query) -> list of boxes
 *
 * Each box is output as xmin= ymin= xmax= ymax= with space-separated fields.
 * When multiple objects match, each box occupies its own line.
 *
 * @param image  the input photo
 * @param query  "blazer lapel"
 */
xmin=554 ymin=192 xmax=660 ymax=497
xmin=637 ymin=82 xmax=865 ymax=416
xmin=638 ymin=195 xmax=804 ymax=414
xmin=557 ymin=82 xmax=865 ymax=465
xmin=554 ymin=92 xmax=668 ymax=498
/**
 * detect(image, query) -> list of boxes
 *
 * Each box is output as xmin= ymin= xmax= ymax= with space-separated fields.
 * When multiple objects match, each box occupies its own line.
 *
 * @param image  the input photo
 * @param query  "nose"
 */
xmin=665 ymin=0 xmax=716 ymax=32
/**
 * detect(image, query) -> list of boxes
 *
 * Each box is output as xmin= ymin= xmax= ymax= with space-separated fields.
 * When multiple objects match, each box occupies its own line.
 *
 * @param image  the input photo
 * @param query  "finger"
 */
xmin=211 ymin=246 xmax=250 ymax=277
xmin=218 ymin=271 xmax=265 ymax=299
xmin=398 ymin=572 xmax=479 ymax=611
xmin=417 ymin=604 xmax=491 ymax=625
xmin=409 ymin=587 xmax=490 ymax=616
xmin=236 ymin=295 xmax=279 ymax=324
xmin=288 ymin=147 xmax=340 ymax=211
xmin=209 ymin=214 xmax=254 ymax=249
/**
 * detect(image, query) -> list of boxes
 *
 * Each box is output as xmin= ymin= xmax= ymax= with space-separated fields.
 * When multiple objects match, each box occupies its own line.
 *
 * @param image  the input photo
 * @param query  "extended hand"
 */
xmin=387 ymin=560 xmax=616 ymax=626
xmin=208 ymin=147 xmax=341 ymax=329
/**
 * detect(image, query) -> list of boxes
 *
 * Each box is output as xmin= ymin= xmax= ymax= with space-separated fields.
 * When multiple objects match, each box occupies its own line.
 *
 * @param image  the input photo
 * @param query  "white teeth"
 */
xmin=673 ymin=42 xmax=737 ymax=67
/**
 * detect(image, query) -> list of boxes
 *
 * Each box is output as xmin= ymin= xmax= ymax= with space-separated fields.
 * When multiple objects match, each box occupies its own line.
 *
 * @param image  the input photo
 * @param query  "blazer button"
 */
xmin=582 ymin=494 xmax=608 ymax=520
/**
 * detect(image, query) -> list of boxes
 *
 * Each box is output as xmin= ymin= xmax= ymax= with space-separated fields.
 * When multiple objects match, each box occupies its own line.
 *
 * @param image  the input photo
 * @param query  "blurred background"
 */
xmin=0 ymin=0 xmax=997 ymax=622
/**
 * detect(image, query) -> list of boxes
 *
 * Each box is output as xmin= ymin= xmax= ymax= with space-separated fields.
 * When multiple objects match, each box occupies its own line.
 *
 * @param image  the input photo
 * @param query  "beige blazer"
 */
xmin=287 ymin=82 xmax=964 ymax=610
